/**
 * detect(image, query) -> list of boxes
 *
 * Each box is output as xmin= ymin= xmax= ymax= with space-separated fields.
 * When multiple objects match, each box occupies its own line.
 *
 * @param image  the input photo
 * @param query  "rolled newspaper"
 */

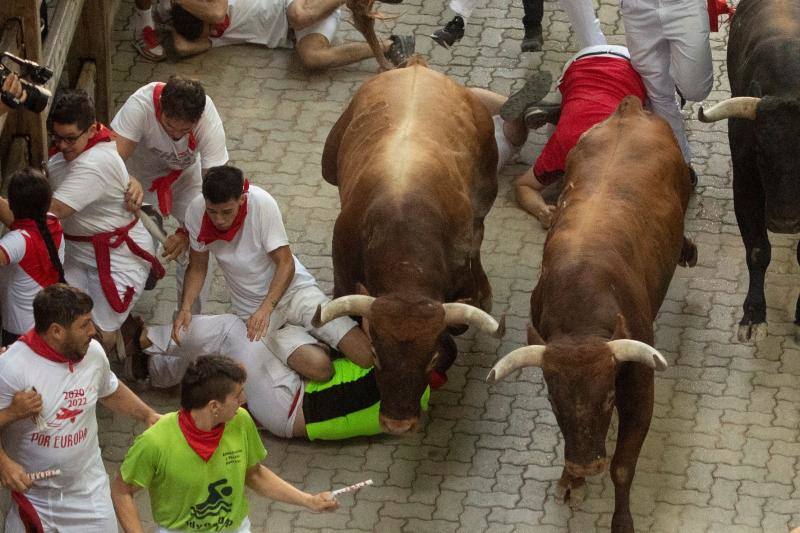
xmin=137 ymin=210 xmax=187 ymax=266
xmin=28 ymin=469 xmax=61 ymax=481
xmin=331 ymin=479 xmax=373 ymax=497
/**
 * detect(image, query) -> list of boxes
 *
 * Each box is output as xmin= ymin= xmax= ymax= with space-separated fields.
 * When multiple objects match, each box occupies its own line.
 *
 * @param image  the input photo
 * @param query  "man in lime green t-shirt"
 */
xmin=111 ymin=356 xmax=337 ymax=533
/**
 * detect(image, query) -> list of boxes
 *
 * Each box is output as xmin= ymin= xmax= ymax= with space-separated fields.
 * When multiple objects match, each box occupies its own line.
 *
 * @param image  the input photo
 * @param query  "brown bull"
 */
xmin=313 ymin=60 xmax=505 ymax=435
xmin=487 ymin=96 xmax=697 ymax=533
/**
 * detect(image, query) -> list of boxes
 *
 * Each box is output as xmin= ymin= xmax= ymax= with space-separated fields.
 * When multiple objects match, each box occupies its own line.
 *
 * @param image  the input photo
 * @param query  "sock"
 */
xmin=135 ymin=7 xmax=154 ymax=29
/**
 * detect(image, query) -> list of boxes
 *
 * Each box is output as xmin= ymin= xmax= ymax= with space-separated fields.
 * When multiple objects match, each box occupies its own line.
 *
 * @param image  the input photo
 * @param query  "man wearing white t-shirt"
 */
xmin=170 ymin=165 xmax=374 ymax=384
xmin=46 ymin=90 xmax=164 ymax=353
xmin=165 ymin=0 xmax=415 ymax=70
xmin=111 ymin=76 xmax=228 ymax=310
xmin=0 ymin=284 xmax=160 ymax=533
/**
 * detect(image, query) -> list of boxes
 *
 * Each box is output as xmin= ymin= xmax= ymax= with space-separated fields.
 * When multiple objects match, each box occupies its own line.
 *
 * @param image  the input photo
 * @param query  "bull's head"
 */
xmin=313 ymin=294 xmax=504 ymax=435
xmin=486 ymin=320 xmax=667 ymax=477
xmin=699 ymin=96 xmax=800 ymax=233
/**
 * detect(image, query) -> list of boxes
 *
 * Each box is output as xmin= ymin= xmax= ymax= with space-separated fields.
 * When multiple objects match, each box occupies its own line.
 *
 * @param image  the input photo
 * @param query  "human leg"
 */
xmin=287 ymin=0 xmax=345 ymax=32
xmin=295 ymin=34 xmax=387 ymax=70
xmin=558 ymin=0 xmax=606 ymax=48
xmin=133 ymin=0 xmax=165 ymax=61
xmin=663 ymin=1 xmax=713 ymax=102
xmin=521 ymin=0 xmax=544 ymax=52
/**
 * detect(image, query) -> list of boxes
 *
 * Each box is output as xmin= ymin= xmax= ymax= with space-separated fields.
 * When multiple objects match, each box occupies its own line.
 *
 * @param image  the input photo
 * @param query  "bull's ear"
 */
xmin=748 ymin=80 xmax=762 ymax=98
xmin=356 ymin=283 xmax=371 ymax=296
xmin=527 ymin=324 xmax=545 ymax=345
xmin=611 ymin=314 xmax=631 ymax=341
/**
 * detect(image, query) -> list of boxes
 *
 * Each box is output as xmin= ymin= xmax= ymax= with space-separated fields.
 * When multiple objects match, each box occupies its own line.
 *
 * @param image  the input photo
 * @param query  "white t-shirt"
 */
xmin=0 ymin=223 xmax=65 ymax=335
xmin=48 ymin=141 xmax=155 ymax=271
xmin=0 ymin=339 xmax=118 ymax=497
xmin=110 ymin=82 xmax=229 ymax=220
xmin=210 ymin=0 xmax=292 ymax=49
xmin=185 ymin=185 xmax=315 ymax=318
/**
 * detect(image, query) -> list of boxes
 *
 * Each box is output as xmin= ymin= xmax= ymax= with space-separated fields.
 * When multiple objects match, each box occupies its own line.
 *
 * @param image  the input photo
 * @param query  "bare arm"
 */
xmin=246 ymin=245 xmax=295 ymax=341
xmin=49 ymin=198 xmax=77 ymax=220
xmin=245 ymin=464 xmax=338 ymax=512
xmin=173 ymin=248 xmax=210 ymax=343
xmin=111 ymin=474 xmax=147 ymax=533
xmin=173 ymin=0 xmax=228 ymax=23
xmin=0 ymin=197 xmax=12 ymax=227
xmin=112 ymin=133 xmax=138 ymax=161
xmin=0 ymin=390 xmax=42 ymax=492
xmin=99 ymin=382 xmax=160 ymax=427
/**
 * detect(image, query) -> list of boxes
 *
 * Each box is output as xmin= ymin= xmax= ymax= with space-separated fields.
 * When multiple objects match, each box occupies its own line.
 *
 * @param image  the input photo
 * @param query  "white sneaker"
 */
xmin=133 ymin=10 xmax=166 ymax=62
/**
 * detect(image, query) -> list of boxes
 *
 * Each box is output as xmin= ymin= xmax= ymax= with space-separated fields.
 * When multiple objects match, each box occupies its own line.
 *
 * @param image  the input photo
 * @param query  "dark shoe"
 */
xmin=521 ymin=24 xmax=543 ymax=53
xmin=688 ymin=165 xmax=698 ymax=188
xmin=523 ymin=103 xmax=562 ymax=129
xmin=385 ymin=34 xmax=416 ymax=67
xmin=500 ymin=71 xmax=553 ymax=122
xmin=120 ymin=315 xmax=149 ymax=381
xmin=431 ymin=15 xmax=465 ymax=49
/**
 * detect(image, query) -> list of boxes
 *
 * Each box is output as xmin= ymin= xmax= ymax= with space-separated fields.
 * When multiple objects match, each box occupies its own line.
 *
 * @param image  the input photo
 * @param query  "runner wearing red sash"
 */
xmin=0 ymin=169 xmax=66 ymax=346
xmin=111 ymin=77 xmax=229 ymax=312
xmin=46 ymin=90 xmax=161 ymax=353
xmin=0 ymin=285 xmax=159 ymax=533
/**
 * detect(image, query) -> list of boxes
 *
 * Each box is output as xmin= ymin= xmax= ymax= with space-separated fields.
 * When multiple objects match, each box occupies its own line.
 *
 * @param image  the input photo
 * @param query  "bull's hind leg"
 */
xmin=679 ymin=236 xmax=697 ymax=267
xmin=795 ymin=241 xmax=800 ymax=343
xmin=470 ymin=217 xmax=493 ymax=312
xmin=734 ymin=183 xmax=770 ymax=342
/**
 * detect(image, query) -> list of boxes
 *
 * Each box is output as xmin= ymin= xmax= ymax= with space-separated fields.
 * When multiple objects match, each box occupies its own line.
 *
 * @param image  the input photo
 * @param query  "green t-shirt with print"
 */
xmin=120 ymin=408 xmax=267 ymax=532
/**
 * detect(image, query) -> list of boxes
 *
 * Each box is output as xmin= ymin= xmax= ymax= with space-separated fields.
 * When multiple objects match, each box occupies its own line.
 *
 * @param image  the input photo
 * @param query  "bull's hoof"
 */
xmin=555 ymin=475 xmax=586 ymax=508
xmin=737 ymin=321 xmax=768 ymax=342
xmin=679 ymin=237 xmax=698 ymax=267
xmin=611 ymin=511 xmax=635 ymax=533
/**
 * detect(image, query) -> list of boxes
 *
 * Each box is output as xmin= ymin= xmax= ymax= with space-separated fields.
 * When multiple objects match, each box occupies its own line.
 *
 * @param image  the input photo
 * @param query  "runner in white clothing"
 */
xmin=170 ymin=165 xmax=375 ymax=386
xmin=0 ymin=285 xmax=160 ymax=533
xmin=46 ymin=90 xmax=163 ymax=353
xmin=111 ymin=76 xmax=228 ymax=311
xmin=164 ymin=0 xmax=416 ymax=70
xmin=0 ymin=169 xmax=66 ymax=346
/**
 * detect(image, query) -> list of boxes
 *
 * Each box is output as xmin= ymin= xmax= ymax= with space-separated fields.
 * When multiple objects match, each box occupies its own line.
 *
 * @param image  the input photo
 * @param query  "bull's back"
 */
xmin=728 ymin=0 xmax=800 ymax=95
xmin=544 ymin=97 xmax=689 ymax=316
xmin=335 ymin=66 xmax=494 ymax=204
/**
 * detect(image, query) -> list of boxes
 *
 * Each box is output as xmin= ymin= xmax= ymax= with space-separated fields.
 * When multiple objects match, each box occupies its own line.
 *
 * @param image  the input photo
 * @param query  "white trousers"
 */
xmin=558 ymin=0 xmax=606 ymax=48
xmin=621 ymin=0 xmax=712 ymax=161
xmin=145 ymin=315 xmax=302 ymax=438
xmin=449 ymin=0 xmax=486 ymax=19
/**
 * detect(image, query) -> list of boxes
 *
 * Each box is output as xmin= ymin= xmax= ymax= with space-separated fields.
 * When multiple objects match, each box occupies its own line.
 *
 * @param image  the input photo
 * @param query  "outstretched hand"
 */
xmin=306 ymin=492 xmax=339 ymax=512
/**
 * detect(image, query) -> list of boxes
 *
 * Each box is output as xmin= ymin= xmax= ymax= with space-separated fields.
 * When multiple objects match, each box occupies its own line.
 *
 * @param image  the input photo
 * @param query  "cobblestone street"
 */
xmin=9 ymin=0 xmax=800 ymax=531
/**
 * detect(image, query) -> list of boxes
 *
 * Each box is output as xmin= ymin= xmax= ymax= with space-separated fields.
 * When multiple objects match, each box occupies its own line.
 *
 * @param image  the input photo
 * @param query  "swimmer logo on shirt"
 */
xmin=188 ymin=479 xmax=234 ymax=531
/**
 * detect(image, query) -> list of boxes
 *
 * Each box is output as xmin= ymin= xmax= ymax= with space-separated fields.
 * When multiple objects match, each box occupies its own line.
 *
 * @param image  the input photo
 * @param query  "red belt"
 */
xmin=65 ymin=218 xmax=165 ymax=313
xmin=148 ymin=169 xmax=182 ymax=216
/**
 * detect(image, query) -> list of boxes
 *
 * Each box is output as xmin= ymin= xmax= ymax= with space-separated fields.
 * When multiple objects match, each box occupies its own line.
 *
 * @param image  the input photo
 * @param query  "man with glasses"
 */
xmin=45 ymin=90 xmax=163 ymax=355
xmin=110 ymin=76 xmax=228 ymax=312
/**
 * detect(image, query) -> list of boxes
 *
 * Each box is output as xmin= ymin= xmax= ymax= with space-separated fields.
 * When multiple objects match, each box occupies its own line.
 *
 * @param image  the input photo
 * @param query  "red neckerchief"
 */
xmin=149 ymin=83 xmax=198 ymax=216
xmin=19 ymin=329 xmax=81 ymax=372
xmin=178 ymin=409 xmax=224 ymax=462
xmin=197 ymin=181 xmax=250 ymax=245
xmin=210 ymin=15 xmax=231 ymax=38
xmin=9 ymin=215 xmax=64 ymax=287
xmin=48 ymin=123 xmax=113 ymax=157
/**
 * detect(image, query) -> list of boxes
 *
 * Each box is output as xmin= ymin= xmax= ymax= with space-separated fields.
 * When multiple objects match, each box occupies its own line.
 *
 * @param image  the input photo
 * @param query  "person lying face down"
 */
xmin=162 ymin=0 xmax=415 ymax=70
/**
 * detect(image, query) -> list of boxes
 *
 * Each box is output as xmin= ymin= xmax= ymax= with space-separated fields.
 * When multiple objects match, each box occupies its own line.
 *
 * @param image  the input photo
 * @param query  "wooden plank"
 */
xmin=73 ymin=0 xmax=111 ymax=122
xmin=75 ymin=60 xmax=97 ymax=97
xmin=0 ymin=20 xmax=22 ymax=139
xmin=41 ymin=0 xmax=86 ymax=102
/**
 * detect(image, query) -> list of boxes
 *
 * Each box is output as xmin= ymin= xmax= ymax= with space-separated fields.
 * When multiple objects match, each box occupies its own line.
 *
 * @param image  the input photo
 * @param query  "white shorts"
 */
xmin=288 ymin=0 xmax=341 ymax=43
xmin=266 ymin=283 xmax=357 ymax=366
xmin=64 ymin=259 xmax=149 ymax=331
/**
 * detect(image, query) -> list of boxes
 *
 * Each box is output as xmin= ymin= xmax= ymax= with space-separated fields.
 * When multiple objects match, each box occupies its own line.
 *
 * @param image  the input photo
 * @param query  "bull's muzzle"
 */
xmin=565 ymin=457 xmax=609 ymax=478
xmin=379 ymin=414 xmax=419 ymax=435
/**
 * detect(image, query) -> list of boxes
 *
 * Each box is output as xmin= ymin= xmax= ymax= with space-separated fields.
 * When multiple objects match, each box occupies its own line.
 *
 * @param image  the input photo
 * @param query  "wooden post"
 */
xmin=73 ymin=0 xmax=111 ymax=122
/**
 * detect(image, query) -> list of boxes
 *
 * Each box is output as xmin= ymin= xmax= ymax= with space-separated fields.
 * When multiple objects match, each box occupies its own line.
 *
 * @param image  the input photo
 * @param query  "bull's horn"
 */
xmin=443 ymin=303 xmax=506 ymax=338
xmin=486 ymin=345 xmax=545 ymax=384
xmin=312 ymin=295 xmax=375 ymax=327
xmin=698 ymin=97 xmax=760 ymax=122
xmin=607 ymin=339 xmax=668 ymax=371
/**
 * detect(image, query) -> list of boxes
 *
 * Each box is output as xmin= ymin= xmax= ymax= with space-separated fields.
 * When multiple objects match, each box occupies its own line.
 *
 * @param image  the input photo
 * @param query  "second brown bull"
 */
xmin=487 ymin=96 xmax=697 ymax=533
xmin=314 ymin=60 xmax=505 ymax=436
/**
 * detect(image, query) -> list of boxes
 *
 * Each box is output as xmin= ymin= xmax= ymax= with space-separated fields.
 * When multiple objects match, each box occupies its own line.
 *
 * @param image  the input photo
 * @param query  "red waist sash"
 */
xmin=64 ymin=218 xmax=165 ymax=313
